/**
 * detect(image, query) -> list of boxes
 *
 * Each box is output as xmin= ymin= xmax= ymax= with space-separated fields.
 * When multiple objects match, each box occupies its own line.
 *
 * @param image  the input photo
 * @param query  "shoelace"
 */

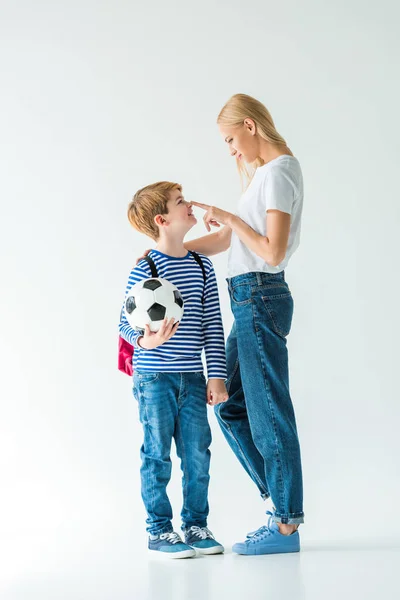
xmin=246 ymin=511 xmax=275 ymax=543
xmin=159 ymin=532 xmax=183 ymax=544
xmin=188 ymin=526 xmax=215 ymax=540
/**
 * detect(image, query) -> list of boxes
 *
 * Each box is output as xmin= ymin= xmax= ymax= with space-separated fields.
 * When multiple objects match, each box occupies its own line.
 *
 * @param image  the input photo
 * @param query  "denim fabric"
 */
xmin=214 ymin=271 xmax=304 ymax=525
xmin=133 ymin=371 xmax=212 ymax=535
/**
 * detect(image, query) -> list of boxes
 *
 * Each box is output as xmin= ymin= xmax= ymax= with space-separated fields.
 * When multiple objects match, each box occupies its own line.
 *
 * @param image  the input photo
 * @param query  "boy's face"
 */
xmin=157 ymin=188 xmax=197 ymax=237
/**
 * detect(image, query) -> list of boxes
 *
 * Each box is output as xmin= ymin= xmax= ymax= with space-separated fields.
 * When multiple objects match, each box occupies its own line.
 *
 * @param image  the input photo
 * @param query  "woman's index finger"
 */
xmin=191 ymin=201 xmax=210 ymax=210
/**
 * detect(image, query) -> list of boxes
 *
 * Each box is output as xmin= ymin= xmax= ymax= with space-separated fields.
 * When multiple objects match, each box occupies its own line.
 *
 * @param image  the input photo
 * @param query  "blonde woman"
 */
xmin=187 ymin=94 xmax=304 ymax=555
xmin=137 ymin=93 xmax=304 ymax=555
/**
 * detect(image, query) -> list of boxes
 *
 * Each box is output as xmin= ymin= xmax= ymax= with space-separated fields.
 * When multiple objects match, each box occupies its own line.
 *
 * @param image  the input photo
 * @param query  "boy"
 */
xmin=119 ymin=181 xmax=228 ymax=558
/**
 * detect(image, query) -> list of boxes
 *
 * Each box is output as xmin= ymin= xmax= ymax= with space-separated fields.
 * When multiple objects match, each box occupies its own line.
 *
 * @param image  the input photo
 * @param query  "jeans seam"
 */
xmin=223 ymin=321 xmax=269 ymax=498
xmin=252 ymin=305 xmax=287 ymax=512
xmin=176 ymin=417 xmax=190 ymax=525
xmin=139 ymin=385 xmax=157 ymax=526
xmin=177 ymin=376 xmax=190 ymax=527
xmin=225 ymin=358 xmax=240 ymax=393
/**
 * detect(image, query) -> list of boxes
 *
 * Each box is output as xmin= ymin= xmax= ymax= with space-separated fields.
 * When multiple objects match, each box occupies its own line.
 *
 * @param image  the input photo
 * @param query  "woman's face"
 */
xmin=219 ymin=119 xmax=259 ymax=163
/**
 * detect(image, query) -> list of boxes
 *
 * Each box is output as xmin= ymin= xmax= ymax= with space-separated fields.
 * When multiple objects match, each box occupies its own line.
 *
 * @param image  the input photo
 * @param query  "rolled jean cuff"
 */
xmin=149 ymin=525 xmax=173 ymax=536
xmin=273 ymin=512 xmax=304 ymax=525
xmin=181 ymin=520 xmax=207 ymax=531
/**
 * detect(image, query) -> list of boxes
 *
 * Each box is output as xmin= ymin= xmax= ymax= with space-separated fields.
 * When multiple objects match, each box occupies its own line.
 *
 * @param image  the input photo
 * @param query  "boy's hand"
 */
xmin=135 ymin=249 xmax=151 ymax=265
xmin=138 ymin=318 xmax=179 ymax=350
xmin=207 ymin=379 xmax=229 ymax=406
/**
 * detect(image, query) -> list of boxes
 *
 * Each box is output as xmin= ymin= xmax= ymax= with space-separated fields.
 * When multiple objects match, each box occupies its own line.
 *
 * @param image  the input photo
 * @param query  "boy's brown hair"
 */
xmin=127 ymin=181 xmax=182 ymax=241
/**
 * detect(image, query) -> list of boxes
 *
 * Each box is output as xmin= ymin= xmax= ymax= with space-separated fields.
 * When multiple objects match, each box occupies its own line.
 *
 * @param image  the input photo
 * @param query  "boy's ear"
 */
xmin=154 ymin=214 xmax=167 ymax=227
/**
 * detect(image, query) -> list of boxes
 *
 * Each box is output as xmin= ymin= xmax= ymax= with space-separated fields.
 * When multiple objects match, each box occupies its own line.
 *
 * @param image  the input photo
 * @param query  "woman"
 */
xmin=139 ymin=93 xmax=304 ymax=555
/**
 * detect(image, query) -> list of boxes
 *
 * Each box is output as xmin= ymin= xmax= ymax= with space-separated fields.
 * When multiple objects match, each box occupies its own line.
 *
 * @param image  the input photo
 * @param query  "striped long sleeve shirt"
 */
xmin=119 ymin=249 xmax=227 ymax=379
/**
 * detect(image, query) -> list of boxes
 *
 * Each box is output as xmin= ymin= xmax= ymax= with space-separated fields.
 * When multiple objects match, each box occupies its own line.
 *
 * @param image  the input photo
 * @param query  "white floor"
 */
xmin=1 ymin=528 xmax=399 ymax=600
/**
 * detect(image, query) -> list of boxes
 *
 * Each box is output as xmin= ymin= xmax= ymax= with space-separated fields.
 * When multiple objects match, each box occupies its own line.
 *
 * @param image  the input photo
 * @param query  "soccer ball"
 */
xmin=124 ymin=278 xmax=184 ymax=332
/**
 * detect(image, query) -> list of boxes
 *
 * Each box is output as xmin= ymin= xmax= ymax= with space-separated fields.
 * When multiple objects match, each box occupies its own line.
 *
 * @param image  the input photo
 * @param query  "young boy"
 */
xmin=119 ymin=181 xmax=228 ymax=558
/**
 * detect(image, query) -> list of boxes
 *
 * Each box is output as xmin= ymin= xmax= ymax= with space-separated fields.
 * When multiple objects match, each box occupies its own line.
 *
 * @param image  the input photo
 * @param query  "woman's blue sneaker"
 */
xmin=148 ymin=531 xmax=196 ymax=559
xmin=232 ymin=511 xmax=300 ymax=555
xmin=184 ymin=526 xmax=224 ymax=555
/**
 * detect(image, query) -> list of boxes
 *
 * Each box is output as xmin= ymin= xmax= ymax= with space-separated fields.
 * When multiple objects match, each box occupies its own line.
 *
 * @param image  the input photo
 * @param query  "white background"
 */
xmin=1 ymin=0 xmax=399 ymax=598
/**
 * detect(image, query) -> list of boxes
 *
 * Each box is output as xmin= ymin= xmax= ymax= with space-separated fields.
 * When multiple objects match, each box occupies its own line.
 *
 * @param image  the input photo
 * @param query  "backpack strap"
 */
xmin=142 ymin=255 xmax=159 ymax=278
xmin=142 ymin=252 xmax=206 ymax=304
xmin=189 ymin=251 xmax=206 ymax=305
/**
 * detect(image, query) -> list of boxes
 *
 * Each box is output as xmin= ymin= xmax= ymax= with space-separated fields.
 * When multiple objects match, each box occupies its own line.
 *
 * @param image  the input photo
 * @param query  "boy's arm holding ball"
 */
xmin=137 ymin=318 xmax=179 ymax=350
xmin=119 ymin=261 xmax=180 ymax=351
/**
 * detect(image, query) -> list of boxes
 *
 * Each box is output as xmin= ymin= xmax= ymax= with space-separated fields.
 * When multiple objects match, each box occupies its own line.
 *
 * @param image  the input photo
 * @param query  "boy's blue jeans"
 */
xmin=133 ymin=371 xmax=211 ymax=535
xmin=214 ymin=271 xmax=304 ymax=525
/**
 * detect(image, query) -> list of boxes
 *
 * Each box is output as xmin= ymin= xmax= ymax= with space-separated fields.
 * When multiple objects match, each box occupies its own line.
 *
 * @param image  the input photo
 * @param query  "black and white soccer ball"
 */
xmin=124 ymin=278 xmax=184 ymax=332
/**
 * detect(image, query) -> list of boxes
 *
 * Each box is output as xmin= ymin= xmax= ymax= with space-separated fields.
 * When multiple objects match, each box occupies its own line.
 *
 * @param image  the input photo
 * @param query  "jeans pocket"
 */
xmin=261 ymin=292 xmax=294 ymax=337
xmin=193 ymin=372 xmax=206 ymax=380
xmin=231 ymin=284 xmax=252 ymax=305
xmin=134 ymin=372 xmax=160 ymax=386
xmin=132 ymin=385 xmax=139 ymax=401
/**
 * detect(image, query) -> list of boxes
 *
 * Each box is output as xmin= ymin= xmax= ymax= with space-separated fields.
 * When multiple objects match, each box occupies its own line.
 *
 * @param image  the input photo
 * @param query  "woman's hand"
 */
xmin=206 ymin=379 xmax=229 ymax=406
xmin=135 ymin=249 xmax=151 ymax=265
xmin=191 ymin=202 xmax=235 ymax=233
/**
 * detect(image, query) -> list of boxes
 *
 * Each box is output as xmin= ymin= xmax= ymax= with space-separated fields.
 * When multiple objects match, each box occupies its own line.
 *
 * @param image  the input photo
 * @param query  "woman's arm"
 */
xmin=191 ymin=202 xmax=290 ymax=267
xmin=228 ymin=210 xmax=290 ymax=267
xmin=184 ymin=225 xmax=232 ymax=257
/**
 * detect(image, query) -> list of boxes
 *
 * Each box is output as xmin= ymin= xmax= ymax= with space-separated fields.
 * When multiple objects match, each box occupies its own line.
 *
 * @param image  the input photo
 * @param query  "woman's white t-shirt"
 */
xmin=227 ymin=155 xmax=303 ymax=277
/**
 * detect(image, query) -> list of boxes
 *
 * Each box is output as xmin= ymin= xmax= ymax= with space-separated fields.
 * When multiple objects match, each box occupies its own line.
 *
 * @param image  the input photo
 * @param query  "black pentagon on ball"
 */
xmin=173 ymin=290 xmax=184 ymax=308
xmin=125 ymin=296 xmax=136 ymax=314
xmin=147 ymin=302 xmax=166 ymax=321
xmin=143 ymin=279 xmax=162 ymax=291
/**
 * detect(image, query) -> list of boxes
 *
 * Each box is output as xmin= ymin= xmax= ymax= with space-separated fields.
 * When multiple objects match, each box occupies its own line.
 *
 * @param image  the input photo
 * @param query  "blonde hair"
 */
xmin=128 ymin=181 xmax=181 ymax=241
xmin=217 ymin=93 xmax=287 ymax=186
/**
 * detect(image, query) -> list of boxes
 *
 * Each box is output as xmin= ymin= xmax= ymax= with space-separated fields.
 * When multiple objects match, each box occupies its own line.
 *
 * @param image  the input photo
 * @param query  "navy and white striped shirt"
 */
xmin=119 ymin=249 xmax=227 ymax=379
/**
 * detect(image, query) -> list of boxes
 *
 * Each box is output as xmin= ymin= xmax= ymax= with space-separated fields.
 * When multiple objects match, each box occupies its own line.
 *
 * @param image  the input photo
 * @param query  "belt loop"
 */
xmin=256 ymin=272 xmax=262 ymax=285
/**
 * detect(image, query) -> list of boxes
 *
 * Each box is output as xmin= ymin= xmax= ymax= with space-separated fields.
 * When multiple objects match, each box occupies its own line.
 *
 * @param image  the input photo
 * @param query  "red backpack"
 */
xmin=118 ymin=252 xmax=206 ymax=376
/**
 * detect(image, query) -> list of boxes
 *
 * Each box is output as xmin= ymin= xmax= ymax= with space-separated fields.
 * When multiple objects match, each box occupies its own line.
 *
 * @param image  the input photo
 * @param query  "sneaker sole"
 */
xmin=148 ymin=548 xmax=197 ymax=559
xmin=232 ymin=546 xmax=300 ymax=556
xmin=192 ymin=545 xmax=225 ymax=555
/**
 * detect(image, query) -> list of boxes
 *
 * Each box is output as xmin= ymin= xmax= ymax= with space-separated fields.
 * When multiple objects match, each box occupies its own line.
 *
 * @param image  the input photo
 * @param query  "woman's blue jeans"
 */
xmin=214 ymin=271 xmax=304 ymax=525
